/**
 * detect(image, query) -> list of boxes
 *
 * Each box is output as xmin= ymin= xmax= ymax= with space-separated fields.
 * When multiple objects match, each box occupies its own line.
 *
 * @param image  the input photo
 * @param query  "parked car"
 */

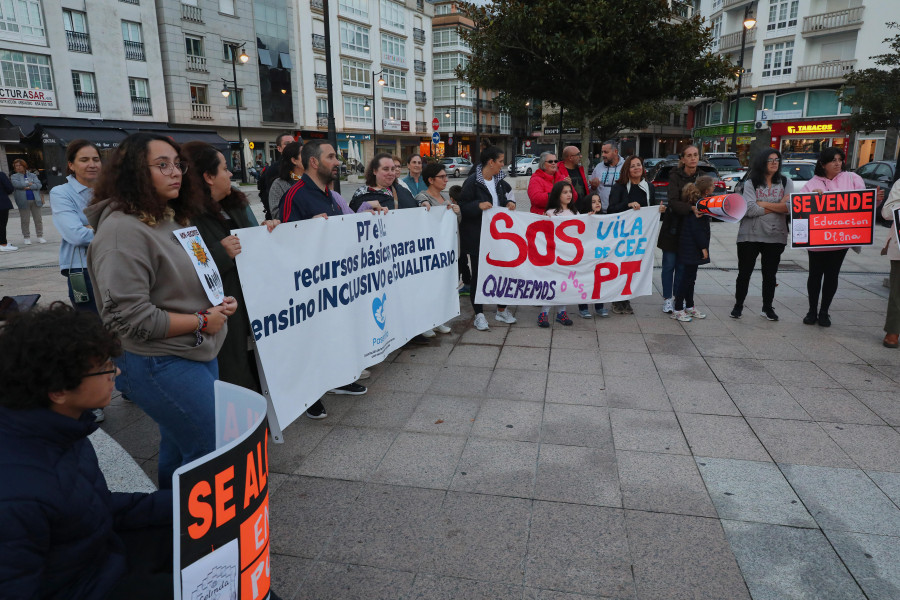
xmin=441 ymin=157 xmax=473 ymax=178
xmin=783 ymin=152 xmax=819 ymax=160
xmin=642 ymin=157 xmax=666 ymax=170
xmin=705 ymin=155 xmax=747 ymax=192
xmin=733 ymin=160 xmax=816 ymax=196
xmin=512 ymin=156 xmax=540 ymax=176
xmin=646 ymin=159 xmax=725 ymax=205
xmin=855 ymin=160 xmax=896 ymax=226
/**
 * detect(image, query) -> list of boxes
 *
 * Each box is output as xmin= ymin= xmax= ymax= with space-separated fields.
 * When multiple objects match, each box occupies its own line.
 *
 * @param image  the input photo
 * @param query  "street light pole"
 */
xmin=730 ymin=4 xmax=757 ymax=152
xmin=322 ymin=0 xmax=340 ymax=193
xmin=364 ymin=70 xmax=385 ymax=158
xmin=222 ymin=42 xmax=249 ymax=183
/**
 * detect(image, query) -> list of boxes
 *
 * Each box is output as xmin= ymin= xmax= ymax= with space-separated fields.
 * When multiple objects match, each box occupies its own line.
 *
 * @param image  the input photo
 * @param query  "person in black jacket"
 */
xmin=458 ymin=146 xmax=518 ymax=331
xmin=0 ymin=303 xmax=173 ymax=599
xmin=257 ymin=132 xmax=295 ymax=220
xmin=671 ymin=177 xmax=715 ymax=323
xmin=0 ymin=168 xmax=15 ymax=251
xmin=657 ymin=145 xmax=701 ymax=314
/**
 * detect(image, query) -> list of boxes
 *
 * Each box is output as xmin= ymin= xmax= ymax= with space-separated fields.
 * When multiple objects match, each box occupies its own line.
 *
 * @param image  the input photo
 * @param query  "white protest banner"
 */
xmin=173 ymin=226 xmax=225 ymax=305
xmin=474 ymin=207 xmax=661 ymax=305
xmin=235 ymin=208 xmax=460 ymax=435
xmin=173 ymin=381 xmax=271 ymax=600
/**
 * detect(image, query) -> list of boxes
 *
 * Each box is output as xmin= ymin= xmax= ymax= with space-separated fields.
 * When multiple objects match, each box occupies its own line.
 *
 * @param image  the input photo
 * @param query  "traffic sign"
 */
xmin=432 ymin=118 xmax=440 ymax=131
xmin=432 ymin=131 xmax=441 ymax=144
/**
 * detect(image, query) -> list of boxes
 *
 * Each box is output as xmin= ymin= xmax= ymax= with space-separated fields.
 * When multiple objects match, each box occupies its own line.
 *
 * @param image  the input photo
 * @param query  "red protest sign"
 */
xmin=790 ymin=189 xmax=876 ymax=249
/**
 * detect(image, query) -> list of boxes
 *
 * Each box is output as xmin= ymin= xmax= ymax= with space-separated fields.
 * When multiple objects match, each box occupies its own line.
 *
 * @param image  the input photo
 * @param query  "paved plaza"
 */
xmin=3 ymin=181 xmax=900 ymax=599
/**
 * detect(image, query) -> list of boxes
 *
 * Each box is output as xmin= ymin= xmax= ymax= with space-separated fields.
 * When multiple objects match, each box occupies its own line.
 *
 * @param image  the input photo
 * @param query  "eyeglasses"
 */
xmin=435 ymin=174 xmax=449 ymax=179
xmin=148 ymin=161 xmax=189 ymax=176
xmin=767 ymin=158 xmax=781 ymax=164
xmin=83 ymin=359 xmax=118 ymax=381
xmin=545 ymin=160 xmax=559 ymax=164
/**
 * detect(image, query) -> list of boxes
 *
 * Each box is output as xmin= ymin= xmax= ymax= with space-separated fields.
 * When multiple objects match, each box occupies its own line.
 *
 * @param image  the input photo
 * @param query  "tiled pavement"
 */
xmin=3 ymin=187 xmax=900 ymax=599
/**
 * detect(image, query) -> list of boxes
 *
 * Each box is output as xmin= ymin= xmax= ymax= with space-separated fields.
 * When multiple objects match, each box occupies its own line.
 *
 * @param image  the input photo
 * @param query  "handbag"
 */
xmin=66 ymin=245 xmax=91 ymax=304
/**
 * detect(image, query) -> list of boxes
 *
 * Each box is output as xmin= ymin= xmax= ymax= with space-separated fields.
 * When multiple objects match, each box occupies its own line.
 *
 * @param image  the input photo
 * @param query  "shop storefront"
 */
xmin=692 ymin=124 xmax=755 ymax=163
xmin=769 ymin=118 xmax=849 ymax=158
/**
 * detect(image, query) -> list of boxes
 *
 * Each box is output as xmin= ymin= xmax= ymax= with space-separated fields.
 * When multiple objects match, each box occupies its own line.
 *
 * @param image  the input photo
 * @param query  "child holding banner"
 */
xmin=577 ymin=192 xmax=609 ymax=319
xmin=671 ymin=177 xmax=714 ymax=322
xmin=539 ymin=181 xmax=576 ymax=327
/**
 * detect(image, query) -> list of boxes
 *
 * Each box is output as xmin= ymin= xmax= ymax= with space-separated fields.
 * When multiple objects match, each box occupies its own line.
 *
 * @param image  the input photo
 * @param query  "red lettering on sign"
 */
xmin=526 ymin=220 xmax=555 ymax=267
xmin=486 ymin=212 xmax=527 ymax=267
xmin=215 ymin=466 xmax=236 ymax=527
xmin=556 ymin=219 xmax=585 ymax=266
xmin=486 ymin=213 xmax=587 ymax=268
xmin=187 ymin=480 xmax=214 ymax=539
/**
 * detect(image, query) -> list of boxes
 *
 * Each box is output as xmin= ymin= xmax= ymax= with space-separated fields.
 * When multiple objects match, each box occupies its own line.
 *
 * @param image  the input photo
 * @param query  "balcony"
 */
xmin=186 ymin=54 xmax=207 ymax=72
xmin=314 ymin=73 xmax=327 ymax=89
xmin=413 ymin=28 xmax=425 ymax=44
xmin=416 ymin=0 xmax=423 ymax=12
xmin=191 ymin=103 xmax=212 ymax=120
xmin=131 ymin=96 xmax=151 ymax=116
xmin=317 ymin=112 xmax=328 ymax=128
xmin=119 ymin=0 xmax=138 ymax=4
xmin=722 ymin=0 xmax=752 ymax=10
xmin=477 ymin=99 xmax=495 ymax=111
xmin=718 ymin=27 xmax=756 ymax=51
xmin=75 ymin=92 xmax=99 ymax=113
xmin=124 ymin=40 xmax=145 ymax=61
xmin=312 ymin=34 xmax=325 ymax=52
xmin=416 ymin=120 xmax=427 ymax=133
xmin=181 ymin=3 xmax=203 ymax=23
xmin=802 ymin=7 xmax=864 ymax=37
xmin=478 ymin=124 xmax=500 ymax=134
xmin=797 ymin=59 xmax=856 ymax=83
xmin=668 ymin=0 xmax=693 ymax=19
xmin=729 ymin=71 xmax=753 ymax=89
xmin=311 ymin=0 xmax=323 ymax=11
xmin=66 ymin=30 xmax=91 ymax=53
xmin=414 ymin=59 xmax=426 ymax=75
xmin=415 ymin=90 xmax=427 ymax=104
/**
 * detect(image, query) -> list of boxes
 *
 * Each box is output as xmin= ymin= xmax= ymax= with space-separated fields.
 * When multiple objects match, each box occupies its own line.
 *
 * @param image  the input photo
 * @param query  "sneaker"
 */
xmin=578 ymin=308 xmax=593 ymax=319
xmin=357 ymin=369 xmax=371 ymax=380
xmin=328 ymin=382 xmax=367 ymax=395
xmin=596 ymin=307 xmax=610 ymax=318
xmin=306 ymin=401 xmax=328 ymax=420
xmin=556 ymin=311 xmax=573 ymax=326
xmin=730 ymin=304 xmax=743 ymax=319
xmin=802 ymin=312 xmax=817 ymax=325
xmin=23 ymin=238 xmax=31 ymax=245
xmin=537 ymin=312 xmax=549 ymax=328
xmin=495 ymin=309 xmax=517 ymax=324
xmin=474 ymin=313 xmax=490 ymax=331
xmin=421 ymin=328 xmax=436 ymax=338
xmin=817 ymin=313 xmax=831 ymax=328
xmin=458 ymin=285 xmax=471 ymax=296
xmin=623 ymin=301 xmax=634 ymax=314
xmin=611 ymin=301 xmax=627 ymax=315
xmin=0 ymin=244 xmax=17 ymax=252
xmin=760 ymin=307 xmax=779 ymax=321
xmin=684 ymin=307 xmax=706 ymax=319
xmin=670 ymin=310 xmax=692 ymax=322
xmin=37 ymin=237 xmax=47 ymax=244
xmin=662 ymin=298 xmax=674 ymax=313
xmin=434 ymin=324 xmax=452 ymax=334
xmin=92 ymin=408 xmax=105 ymax=423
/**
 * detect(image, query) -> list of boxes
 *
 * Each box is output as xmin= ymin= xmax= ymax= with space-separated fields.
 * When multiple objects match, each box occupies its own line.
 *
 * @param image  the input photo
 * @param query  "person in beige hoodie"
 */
xmin=86 ymin=133 xmax=237 ymax=488
xmin=882 ymin=178 xmax=900 ymax=348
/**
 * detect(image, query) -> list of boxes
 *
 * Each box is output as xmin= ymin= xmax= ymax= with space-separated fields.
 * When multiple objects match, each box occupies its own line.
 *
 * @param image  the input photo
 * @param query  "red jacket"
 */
xmin=527 ymin=168 xmax=559 ymax=214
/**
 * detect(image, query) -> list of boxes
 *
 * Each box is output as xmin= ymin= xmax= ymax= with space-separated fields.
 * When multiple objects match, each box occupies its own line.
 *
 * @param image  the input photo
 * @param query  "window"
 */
xmin=226 ymin=88 xmax=244 ymax=108
xmin=434 ymin=3 xmax=452 ymax=15
xmin=339 ymin=0 xmax=367 ymax=18
xmin=0 ymin=0 xmax=45 ymax=43
xmin=340 ymin=21 xmax=369 ymax=54
xmin=72 ymin=71 xmax=98 ymax=112
xmin=380 ymin=0 xmax=404 ymax=29
xmin=806 ymin=89 xmax=840 ymax=117
xmin=767 ymin=0 xmax=798 ymax=34
xmin=122 ymin=20 xmax=141 ymax=42
xmin=317 ymin=97 xmax=328 ymax=113
xmin=711 ymin=16 xmax=721 ymax=49
xmin=185 ymin=35 xmax=204 ymax=56
xmin=344 ymin=95 xmax=372 ymax=123
xmin=63 ymin=10 xmax=90 ymax=53
xmin=433 ymin=28 xmax=465 ymax=48
xmin=433 ymin=79 xmax=465 ymax=102
xmin=190 ymin=83 xmax=208 ymax=104
xmin=219 ymin=0 xmax=234 ymax=14
xmin=129 ymin=77 xmax=151 ymax=115
xmin=383 ymin=100 xmax=406 ymax=120
xmin=381 ymin=32 xmax=405 ymax=66
xmin=381 ymin=67 xmax=405 ymax=94
xmin=500 ymin=112 xmax=510 ymax=132
xmin=63 ymin=9 xmax=87 ymax=33
xmin=762 ymin=93 xmax=775 ymax=109
xmin=762 ymin=41 xmax=793 ymax=78
xmin=707 ymin=101 xmax=723 ymax=125
xmin=774 ymin=90 xmax=804 ymax=111
xmin=0 ymin=50 xmax=51 ymax=90
xmin=433 ymin=53 xmax=467 ymax=75
xmin=728 ymin=98 xmax=755 ymax=122
xmin=341 ymin=58 xmax=370 ymax=89
xmin=436 ymin=108 xmax=472 ymax=128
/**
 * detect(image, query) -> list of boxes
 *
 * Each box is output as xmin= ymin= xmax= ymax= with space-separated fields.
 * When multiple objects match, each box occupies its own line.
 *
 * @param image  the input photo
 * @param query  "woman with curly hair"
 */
xmin=181 ymin=141 xmax=279 ymax=392
xmin=86 ymin=132 xmax=237 ymax=488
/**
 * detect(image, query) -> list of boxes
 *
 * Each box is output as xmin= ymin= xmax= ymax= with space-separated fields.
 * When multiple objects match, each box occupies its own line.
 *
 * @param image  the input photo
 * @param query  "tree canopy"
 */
xmin=842 ymin=22 xmax=900 ymax=134
xmin=459 ymin=0 xmax=735 ymax=155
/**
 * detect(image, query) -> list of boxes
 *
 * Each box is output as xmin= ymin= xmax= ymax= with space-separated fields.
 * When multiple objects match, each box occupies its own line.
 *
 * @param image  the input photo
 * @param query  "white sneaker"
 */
xmin=0 ymin=244 xmax=17 ymax=252
xmin=421 ymin=328 xmax=436 ymax=338
xmin=662 ymin=298 xmax=674 ymax=313
xmin=434 ymin=324 xmax=452 ymax=334
xmin=474 ymin=313 xmax=490 ymax=331
xmin=23 ymin=238 xmax=31 ymax=245
xmin=670 ymin=310 xmax=692 ymax=322
xmin=37 ymin=237 xmax=47 ymax=244
xmin=495 ymin=309 xmax=517 ymax=324
xmin=685 ymin=307 xmax=707 ymax=319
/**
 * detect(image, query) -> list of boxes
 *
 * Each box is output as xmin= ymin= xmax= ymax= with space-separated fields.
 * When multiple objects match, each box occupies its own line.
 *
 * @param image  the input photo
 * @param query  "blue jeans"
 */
xmin=660 ymin=251 xmax=684 ymax=299
xmin=116 ymin=351 xmax=218 ymax=489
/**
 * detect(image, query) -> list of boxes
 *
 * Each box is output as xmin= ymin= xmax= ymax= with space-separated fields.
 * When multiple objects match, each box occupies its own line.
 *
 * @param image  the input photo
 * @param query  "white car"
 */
xmin=706 ymin=156 xmax=747 ymax=192
xmin=733 ymin=160 xmax=816 ymax=195
xmin=513 ymin=156 xmax=540 ymax=175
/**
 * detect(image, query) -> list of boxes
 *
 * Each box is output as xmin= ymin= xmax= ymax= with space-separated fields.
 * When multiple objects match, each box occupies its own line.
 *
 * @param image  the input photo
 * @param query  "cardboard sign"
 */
xmin=790 ymin=189 xmax=876 ymax=249
xmin=696 ymin=194 xmax=747 ymax=223
xmin=173 ymin=382 xmax=271 ymax=600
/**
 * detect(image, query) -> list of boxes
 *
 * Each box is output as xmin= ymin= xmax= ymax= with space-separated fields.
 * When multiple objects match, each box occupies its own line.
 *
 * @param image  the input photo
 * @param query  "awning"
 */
xmin=40 ymin=126 xmax=128 ymax=149
xmin=130 ymin=128 xmax=229 ymax=151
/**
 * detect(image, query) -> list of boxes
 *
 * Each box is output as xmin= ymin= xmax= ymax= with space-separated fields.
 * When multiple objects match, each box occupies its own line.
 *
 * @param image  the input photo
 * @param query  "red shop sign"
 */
xmin=770 ymin=119 xmax=846 ymax=137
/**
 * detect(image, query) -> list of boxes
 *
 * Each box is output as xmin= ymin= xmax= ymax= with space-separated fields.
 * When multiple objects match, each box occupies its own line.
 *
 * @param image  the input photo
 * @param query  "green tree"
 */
xmin=841 ymin=22 xmax=900 ymax=175
xmin=459 ymin=0 xmax=734 ymax=162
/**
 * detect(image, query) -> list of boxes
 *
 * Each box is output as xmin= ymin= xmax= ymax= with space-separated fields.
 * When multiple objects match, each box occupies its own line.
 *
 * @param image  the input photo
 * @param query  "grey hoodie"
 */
xmin=85 ymin=198 xmax=226 ymax=360
xmin=738 ymin=177 xmax=794 ymax=244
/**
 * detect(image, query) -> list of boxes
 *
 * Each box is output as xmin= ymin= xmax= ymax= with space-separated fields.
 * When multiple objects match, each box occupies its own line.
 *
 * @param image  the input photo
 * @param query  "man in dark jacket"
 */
xmin=458 ymin=145 xmax=518 ymax=331
xmin=0 ymin=303 xmax=173 ymax=599
xmin=258 ymin=132 xmax=295 ymax=220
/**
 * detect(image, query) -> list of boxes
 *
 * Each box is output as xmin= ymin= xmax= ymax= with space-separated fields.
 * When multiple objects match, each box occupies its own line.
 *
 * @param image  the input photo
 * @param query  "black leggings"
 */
xmin=675 ymin=264 xmax=699 ymax=311
xmin=0 ymin=209 xmax=8 ymax=245
xmin=735 ymin=242 xmax=785 ymax=309
xmin=807 ymin=248 xmax=848 ymax=315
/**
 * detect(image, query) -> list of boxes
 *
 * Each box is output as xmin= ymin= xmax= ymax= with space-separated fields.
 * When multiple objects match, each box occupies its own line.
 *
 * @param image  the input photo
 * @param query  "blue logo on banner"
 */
xmin=372 ymin=294 xmax=387 ymax=330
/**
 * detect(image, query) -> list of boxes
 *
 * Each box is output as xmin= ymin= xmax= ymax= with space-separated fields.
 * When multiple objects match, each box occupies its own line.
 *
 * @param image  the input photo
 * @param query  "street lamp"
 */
xmin=450 ymin=85 xmax=466 ymax=156
xmin=363 ymin=69 xmax=386 ymax=154
xmin=730 ymin=4 xmax=757 ymax=152
xmin=222 ymin=42 xmax=249 ymax=183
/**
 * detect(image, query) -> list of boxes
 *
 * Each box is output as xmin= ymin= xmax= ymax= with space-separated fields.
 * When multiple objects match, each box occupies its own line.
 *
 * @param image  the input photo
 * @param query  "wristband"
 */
xmin=194 ymin=310 xmax=210 ymax=347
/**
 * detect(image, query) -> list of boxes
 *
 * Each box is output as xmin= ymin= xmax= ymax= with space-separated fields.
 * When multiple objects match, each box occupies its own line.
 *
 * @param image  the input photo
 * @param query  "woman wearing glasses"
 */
xmin=731 ymin=149 xmax=792 ymax=321
xmin=526 ymin=151 xmax=564 ymax=215
xmin=86 ymin=133 xmax=237 ymax=488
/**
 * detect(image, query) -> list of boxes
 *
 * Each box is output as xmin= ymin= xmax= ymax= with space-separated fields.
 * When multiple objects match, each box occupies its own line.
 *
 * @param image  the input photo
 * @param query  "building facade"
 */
xmin=693 ymin=0 xmax=894 ymax=167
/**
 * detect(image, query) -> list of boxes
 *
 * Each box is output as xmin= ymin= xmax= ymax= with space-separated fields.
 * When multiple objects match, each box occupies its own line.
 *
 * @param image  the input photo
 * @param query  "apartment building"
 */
xmin=0 ymin=0 xmax=169 ymax=174
xmin=293 ymin=0 xmax=433 ymax=162
xmin=693 ymin=0 xmax=894 ymax=167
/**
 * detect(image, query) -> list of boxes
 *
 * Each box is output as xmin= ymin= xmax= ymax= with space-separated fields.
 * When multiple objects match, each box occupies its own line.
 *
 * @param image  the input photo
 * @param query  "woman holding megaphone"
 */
xmin=731 ymin=149 xmax=792 ymax=321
